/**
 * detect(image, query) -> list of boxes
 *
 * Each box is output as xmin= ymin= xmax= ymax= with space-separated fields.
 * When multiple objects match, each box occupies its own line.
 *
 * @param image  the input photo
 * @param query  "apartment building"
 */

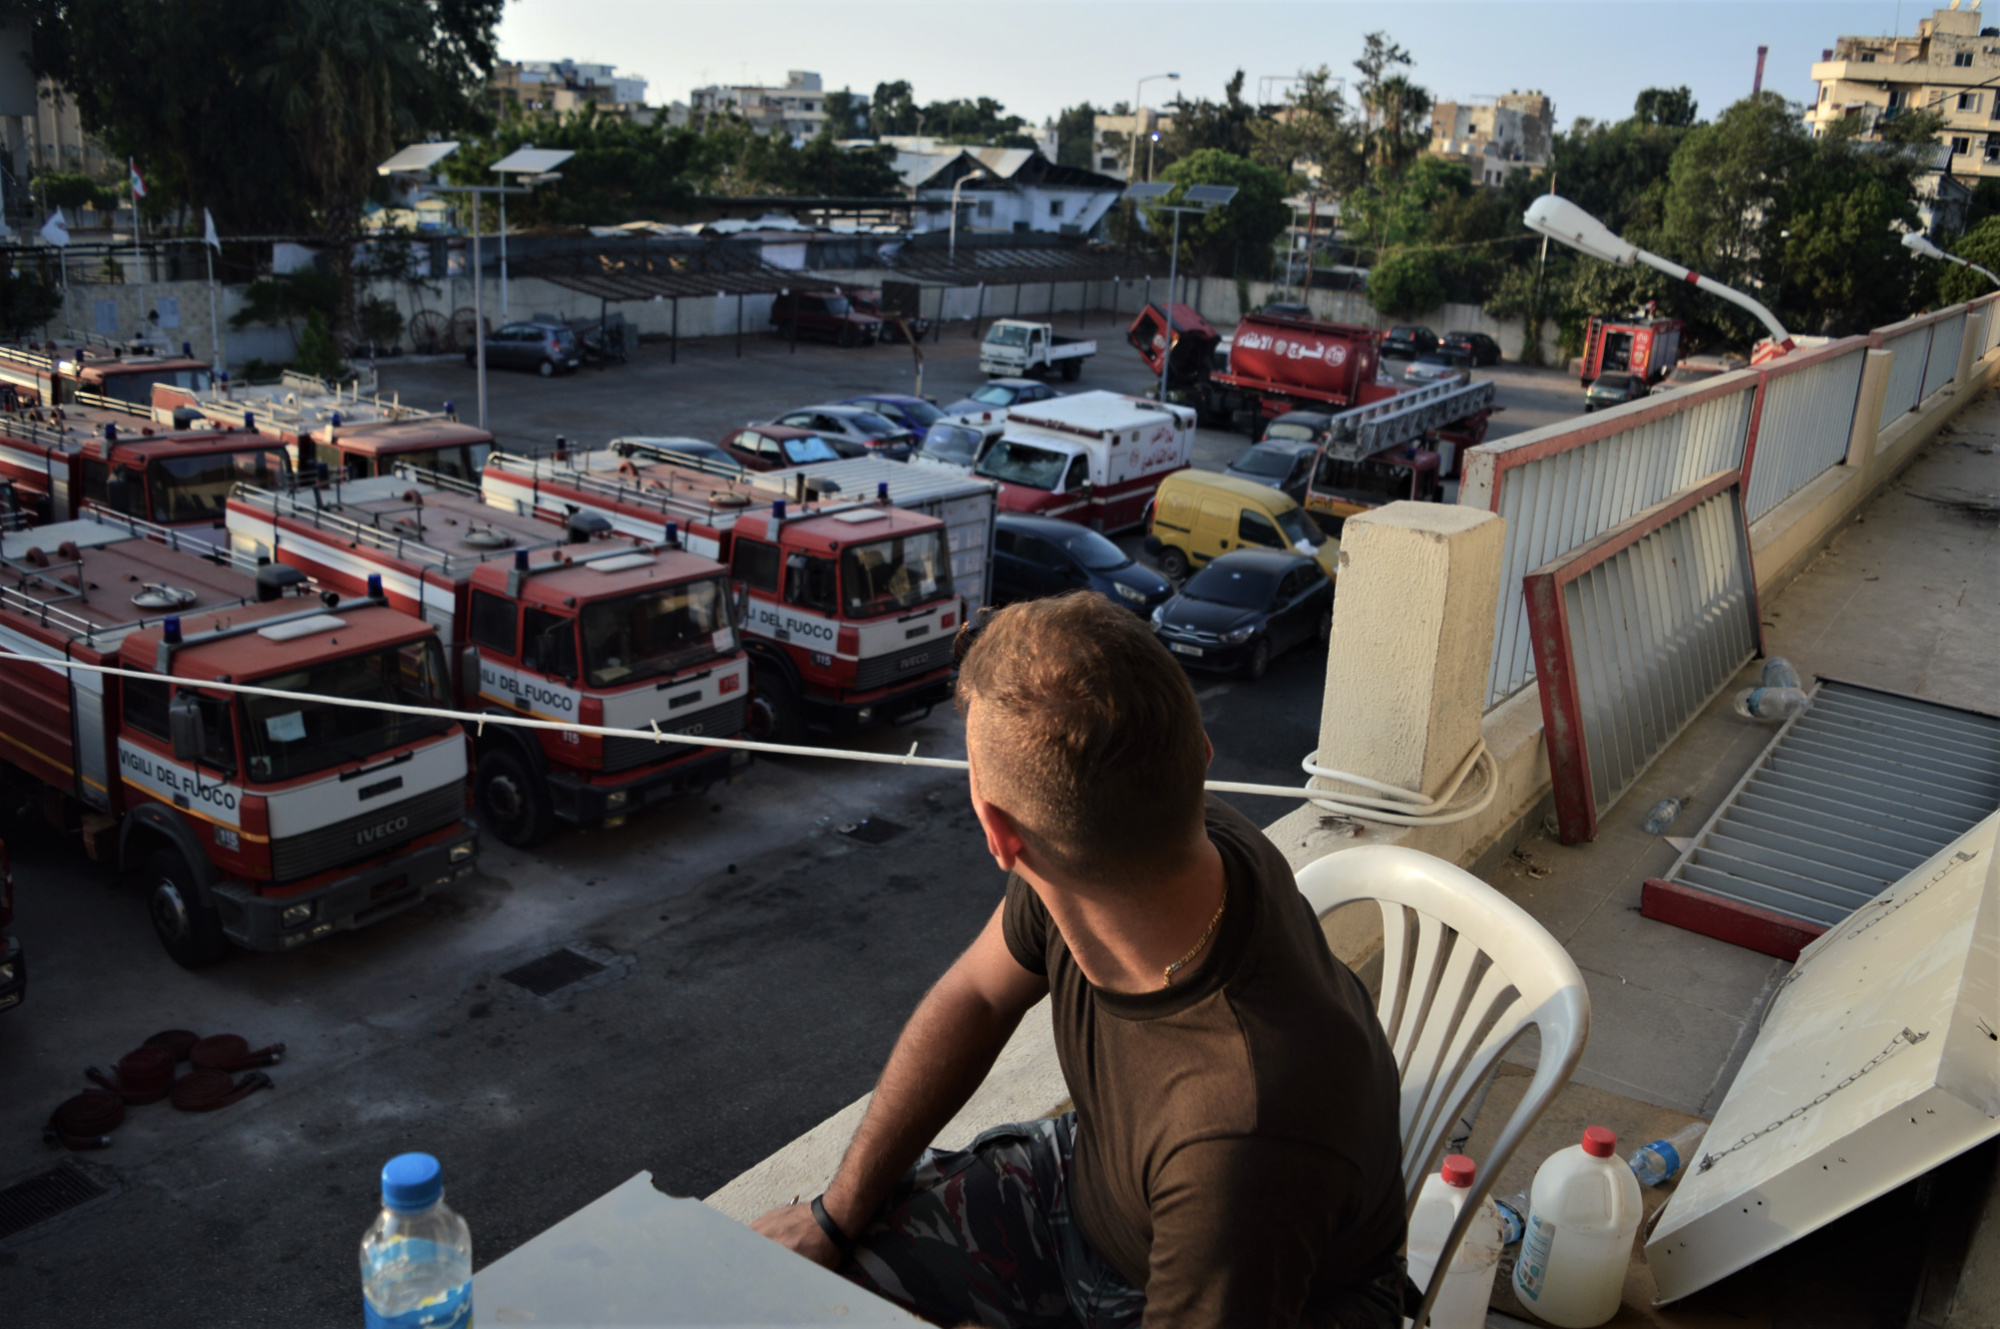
xmin=1427 ymin=90 xmax=1554 ymax=186
xmin=690 ymin=72 xmax=829 ymax=142
xmin=1090 ymin=108 xmax=1175 ymax=180
xmin=1808 ymin=3 xmax=2000 ymax=176
xmin=491 ymin=59 xmax=666 ymax=121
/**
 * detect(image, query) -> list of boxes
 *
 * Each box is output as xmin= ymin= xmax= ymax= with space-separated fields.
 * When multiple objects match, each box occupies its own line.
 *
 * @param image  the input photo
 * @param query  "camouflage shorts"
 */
xmin=840 ymin=1112 xmax=1145 ymax=1329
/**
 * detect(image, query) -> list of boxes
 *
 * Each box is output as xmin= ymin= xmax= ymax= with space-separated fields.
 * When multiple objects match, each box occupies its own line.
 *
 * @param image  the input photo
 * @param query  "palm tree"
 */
xmin=1364 ymin=75 xmax=1433 ymax=172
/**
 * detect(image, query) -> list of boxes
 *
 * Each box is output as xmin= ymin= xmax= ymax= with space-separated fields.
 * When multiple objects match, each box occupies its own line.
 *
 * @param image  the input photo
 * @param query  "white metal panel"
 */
xmin=1921 ymin=310 xmax=1967 ymax=402
xmin=1879 ymin=323 xmax=1932 ymax=426
xmin=1648 ymin=810 xmax=2000 ymax=1302
xmin=1743 ymin=348 xmax=1865 ymax=521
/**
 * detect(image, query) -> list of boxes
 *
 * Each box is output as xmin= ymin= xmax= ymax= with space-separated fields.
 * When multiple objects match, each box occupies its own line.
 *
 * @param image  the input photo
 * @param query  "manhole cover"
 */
xmin=500 ymin=948 xmax=607 ymax=997
xmin=840 ymin=817 xmax=906 ymax=845
xmin=0 ymin=1163 xmax=107 ymax=1241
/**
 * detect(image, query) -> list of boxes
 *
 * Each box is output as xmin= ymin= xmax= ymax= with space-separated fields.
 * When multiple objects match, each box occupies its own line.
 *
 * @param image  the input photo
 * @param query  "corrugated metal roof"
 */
xmin=1661 ymin=679 xmax=2000 ymax=929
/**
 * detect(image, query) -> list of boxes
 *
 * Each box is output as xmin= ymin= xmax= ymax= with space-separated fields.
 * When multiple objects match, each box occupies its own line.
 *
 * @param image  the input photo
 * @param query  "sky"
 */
xmin=495 ymin=0 xmax=1933 ymax=132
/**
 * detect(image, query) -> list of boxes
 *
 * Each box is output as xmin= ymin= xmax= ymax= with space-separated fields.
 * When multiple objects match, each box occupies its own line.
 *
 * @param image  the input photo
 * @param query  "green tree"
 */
xmin=821 ymin=88 xmax=869 ymax=139
xmin=0 ymin=265 xmax=64 ymax=338
xmin=1633 ymin=86 xmax=1699 ymax=128
xmin=1354 ymin=157 xmax=1510 ymax=312
xmin=867 ymin=81 xmax=919 ymax=137
xmin=1162 ymin=70 xmax=1263 ymax=167
xmin=1938 ymin=216 xmax=2000 ymax=304
xmin=1149 ymin=150 xmax=1289 ymax=277
xmin=1052 ymin=102 xmax=1100 ymax=169
xmin=1366 ymin=248 xmax=1448 ymax=316
xmin=1250 ymin=66 xmax=1364 ymax=193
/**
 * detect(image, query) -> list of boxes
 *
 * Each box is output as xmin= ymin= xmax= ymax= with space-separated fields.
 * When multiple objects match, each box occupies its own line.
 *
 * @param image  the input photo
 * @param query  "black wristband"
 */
xmin=809 ymin=1193 xmax=854 ymax=1253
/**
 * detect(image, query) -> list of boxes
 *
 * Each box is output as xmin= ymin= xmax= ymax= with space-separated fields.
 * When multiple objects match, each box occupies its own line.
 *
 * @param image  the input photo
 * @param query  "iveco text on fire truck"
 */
xmin=227 ymin=470 xmax=750 ymax=846
xmin=973 ymin=391 xmax=1194 ymax=533
xmin=0 ymin=509 xmax=476 ymax=965
xmin=481 ymin=451 xmax=960 ymax=742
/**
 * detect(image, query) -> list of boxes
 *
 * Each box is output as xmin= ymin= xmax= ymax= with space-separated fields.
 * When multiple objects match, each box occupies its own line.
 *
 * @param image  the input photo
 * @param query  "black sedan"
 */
xmin=991 ymin=514 xmax=1171 ymax=616
xmin=1380 ymin=325 xmax=1439 ymax=359
xmin=1441 ymin=330 xmax=1502 ymax=366
xmin=1150 ymin=549 xmax=1333 ymax=680
xmin=1224 ymin=439 xmax=1318 ymax=504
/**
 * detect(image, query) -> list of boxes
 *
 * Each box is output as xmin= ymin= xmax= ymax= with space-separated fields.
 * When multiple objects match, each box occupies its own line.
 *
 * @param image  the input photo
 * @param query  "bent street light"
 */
xmin=1524 ymin=194 xmax=1795 ymax=358
xmin=1901 ymin=229 xmax=2000 ymax=287
xmin=948 ymin=159 xmax=994 ymax=266
xmin=1127 ymin=181 xmax=1238 ymax=403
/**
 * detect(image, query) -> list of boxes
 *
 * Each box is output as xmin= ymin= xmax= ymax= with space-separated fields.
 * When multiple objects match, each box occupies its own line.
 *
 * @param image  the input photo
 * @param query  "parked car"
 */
xmin=841 ymin=394 xmax=946 ymax=441
xmin=1144 ymin=470 xmax=1339 ymax=584
xmin=1403 ymin=350 xmax=1474 ymax=385
xmin=717 ymin=424 xmax=845 ymax=471
xmin=915 ymin=420 xmax=995 ymax=468
xmin=1440 ymin=330 xmax=1502 ymax=366
xmin=845 ymin=291 xmax=931 ymax=343
xmin=1224 ymin=438 xmax=1319 ymax=505
xmin=1651 ymin=354 xmax=1747 ymax=395
xmin=769 ymin=291 xmax=880 ymax=347
xmin=771 ymin=405 xmax=916 ymax=460
xmin=941 ymin=378 xmax=1060 ymax=417
xmin=1150 ymin=549 xmax=1334 ymax=680
xmin=991 ymin=514 xmax=1172 ymax=616
xmin=612 ymin=436 xmax=747 ymax=477
xmin=470 ymin=321 xmax=582 ymax=376
xmin=1380 ymin=325 xmax=1439 ymax=359
xmin=1584 ymin=372 xmax=1650 ymax=412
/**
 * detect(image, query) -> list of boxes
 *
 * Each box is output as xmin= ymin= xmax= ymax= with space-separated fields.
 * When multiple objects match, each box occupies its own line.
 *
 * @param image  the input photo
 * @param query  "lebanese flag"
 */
xmin=128 ymin=158 xmax=147 ymax=199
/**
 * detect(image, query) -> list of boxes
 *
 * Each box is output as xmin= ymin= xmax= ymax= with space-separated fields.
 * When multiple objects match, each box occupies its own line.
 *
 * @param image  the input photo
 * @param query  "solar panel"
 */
xmin=377 ymin=142 xmax=459 ymax=174
xmin=492 ymin=147 xmax=576 ymax=176
xmin=1123 ymin=182 xmax=1172 ymax=201
xmin=1183 ymin=184 xmax=1240 ymax=206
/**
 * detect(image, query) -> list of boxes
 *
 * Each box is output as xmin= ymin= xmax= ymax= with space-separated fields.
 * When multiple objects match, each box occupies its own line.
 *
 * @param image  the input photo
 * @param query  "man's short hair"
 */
xmin=956 ymin=592 xmax=1208 ymax=884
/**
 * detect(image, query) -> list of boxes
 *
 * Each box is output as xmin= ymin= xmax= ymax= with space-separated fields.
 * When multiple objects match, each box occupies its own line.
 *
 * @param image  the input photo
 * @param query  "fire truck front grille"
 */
xmin=602 ymin=696 xmax=748 ymax=773
xmin=854 ymin=634 xmax=955 ymax=693
xmin=268 ymin=781 xmax=464 ymax=883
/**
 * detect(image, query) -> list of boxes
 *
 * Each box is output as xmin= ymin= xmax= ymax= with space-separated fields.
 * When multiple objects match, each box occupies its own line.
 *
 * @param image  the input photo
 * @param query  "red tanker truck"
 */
xmin=1129 ymin=304 xmax=1398 ymax=429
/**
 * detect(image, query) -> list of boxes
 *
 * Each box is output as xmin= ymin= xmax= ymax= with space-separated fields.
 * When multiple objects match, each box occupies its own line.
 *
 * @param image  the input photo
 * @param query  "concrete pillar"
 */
xmin=1315 ymin=502 xmax=1506 ymax=801
xmin=1845 ymin=348 xmax=1894 ymax=469
xmin=1956 ymin=306 xmax=1986 ymax=388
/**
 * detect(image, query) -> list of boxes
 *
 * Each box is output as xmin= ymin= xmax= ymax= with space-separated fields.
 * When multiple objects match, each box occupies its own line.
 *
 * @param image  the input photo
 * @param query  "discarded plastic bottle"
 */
xmin=1760 ymin=656 xmax=1801 ymax=690
xmin=361 ymin=1153 xmax=472 ymax=1328
xmin=1628 ymin=1122 xmax=1709 ymax=1187
xmin=1732 ymin=686 xmax=1812 ymax=723
xmin=1495 ymin=1191 xmax=1532 ymax=1246
xmin=1406 ymin=1155 xmax=1503 ymax=1329
xmin=1514 ymin=1127 xmax=1642 ymax=1327
xmin=1641 ymin=797 xmax=1684 ymax=835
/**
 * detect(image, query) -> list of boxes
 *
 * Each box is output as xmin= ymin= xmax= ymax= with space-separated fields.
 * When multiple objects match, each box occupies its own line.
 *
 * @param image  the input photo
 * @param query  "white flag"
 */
xmin=39 ymin=207 xmax=69 ymax=247
xmin=203 ymin=208 xmax=220 ymax=252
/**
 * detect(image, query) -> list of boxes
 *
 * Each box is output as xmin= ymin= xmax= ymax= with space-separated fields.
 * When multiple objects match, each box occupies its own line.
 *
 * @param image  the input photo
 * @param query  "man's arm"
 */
xmin=752 ymin=901 xmax=1048 ymax=1265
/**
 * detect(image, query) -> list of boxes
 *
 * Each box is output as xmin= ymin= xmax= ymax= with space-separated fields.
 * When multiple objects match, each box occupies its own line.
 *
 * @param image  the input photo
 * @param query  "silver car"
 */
xmin=772 ymin=405 xmax=915 ymax=460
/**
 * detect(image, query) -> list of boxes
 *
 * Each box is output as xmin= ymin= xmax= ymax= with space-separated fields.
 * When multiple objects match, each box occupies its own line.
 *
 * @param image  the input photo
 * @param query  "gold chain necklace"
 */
xmin=1162 ymin=885 xmax=1228 ymax=988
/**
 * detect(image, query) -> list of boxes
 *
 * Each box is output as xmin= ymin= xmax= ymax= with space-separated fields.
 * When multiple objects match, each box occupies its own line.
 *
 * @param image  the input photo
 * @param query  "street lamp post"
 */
xmin=1524 ymin=193 xmax=1796 ymax=357
xmin=1132 ymin=73 xmax=1179 ymax=181
xmin=1125 ymin=181 xmax=1238 ymax=403
xmin=1901 ymin=229 xmax=2000 ymax=286
xmin=491 ymin=146 xmax=576 ymax=317
xmin=948 ymin=160 xmax=994 ymax=266
xmin=379 ymin=142 xmax=566 ymax=430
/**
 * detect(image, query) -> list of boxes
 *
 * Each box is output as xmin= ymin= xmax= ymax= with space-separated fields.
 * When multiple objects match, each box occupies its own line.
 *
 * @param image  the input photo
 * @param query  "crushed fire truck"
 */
xmin=226 ymin=470 xmax=750 ymax=846
xmin=0 ymin=394 xmax=289 ymax=546
xmin=0 ymin=509 xmax=476 ymax=965
xmin=481 ymin=450 xmax=961 ymax=743
xmin=1579 ymin=314 xmax=1684 ymax=387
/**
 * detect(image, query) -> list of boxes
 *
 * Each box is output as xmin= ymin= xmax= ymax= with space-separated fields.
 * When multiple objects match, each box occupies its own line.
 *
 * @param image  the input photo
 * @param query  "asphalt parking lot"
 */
xmin=0 ymin=311 xmax=1582 ymax=1326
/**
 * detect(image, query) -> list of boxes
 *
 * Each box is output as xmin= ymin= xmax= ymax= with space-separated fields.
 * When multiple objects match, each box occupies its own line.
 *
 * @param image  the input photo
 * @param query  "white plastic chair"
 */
xmin=1295 ymin=845 xmax=1590 ymax=1326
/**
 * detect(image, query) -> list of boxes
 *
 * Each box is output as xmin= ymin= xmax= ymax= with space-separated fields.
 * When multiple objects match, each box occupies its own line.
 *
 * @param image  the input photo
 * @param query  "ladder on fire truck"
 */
xmin=1318 ymin=378 xmax=1497 ymax=462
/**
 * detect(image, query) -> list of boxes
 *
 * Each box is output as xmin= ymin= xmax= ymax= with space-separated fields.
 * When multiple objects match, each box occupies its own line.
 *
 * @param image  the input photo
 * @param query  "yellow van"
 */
xmin=1143 ymin=471 xmax=1340 ymax=582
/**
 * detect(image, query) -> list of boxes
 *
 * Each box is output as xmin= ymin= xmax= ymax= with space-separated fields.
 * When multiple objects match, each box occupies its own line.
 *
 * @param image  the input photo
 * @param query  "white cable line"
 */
xmin=0 ymin=651 xmax=1495 ymax=825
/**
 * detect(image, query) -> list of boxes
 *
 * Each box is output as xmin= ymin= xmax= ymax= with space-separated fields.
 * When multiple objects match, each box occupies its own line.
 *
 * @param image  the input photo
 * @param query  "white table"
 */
xmin=475 ymin=1172 xmax=923 ymax=1326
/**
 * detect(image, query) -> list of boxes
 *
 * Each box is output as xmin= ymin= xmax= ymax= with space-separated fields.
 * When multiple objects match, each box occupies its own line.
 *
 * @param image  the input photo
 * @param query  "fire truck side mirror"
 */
xmin=168 ymin=692 xmax=205 ymax=765
xmin=458 ymin=645 xmax=480 ymax=688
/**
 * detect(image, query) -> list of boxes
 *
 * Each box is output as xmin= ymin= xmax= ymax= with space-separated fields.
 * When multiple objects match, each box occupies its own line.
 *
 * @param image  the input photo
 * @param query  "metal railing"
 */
xmin=1741 ymin=338 xmax=1868 ymax=522
xmin=1920 ymin=309 xmax=1966 ymax=401
xmin=1460 ymin=372 xmax=1758 ymax=708
xmin=230 ymin=481 xmax=547 ymax=576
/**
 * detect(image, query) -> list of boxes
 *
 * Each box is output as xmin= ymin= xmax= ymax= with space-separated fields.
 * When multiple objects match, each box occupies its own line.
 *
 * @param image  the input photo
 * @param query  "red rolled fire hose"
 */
xmin=46 ymin=1031 xmax=279 ymax=1148
xmin=45 ymin=1090 xmax=125 ymax=1150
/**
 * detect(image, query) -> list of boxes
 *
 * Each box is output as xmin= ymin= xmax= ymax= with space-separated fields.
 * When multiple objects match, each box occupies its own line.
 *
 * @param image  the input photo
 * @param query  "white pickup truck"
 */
xmin=978 ymin=319 xmax=1096 ymax=380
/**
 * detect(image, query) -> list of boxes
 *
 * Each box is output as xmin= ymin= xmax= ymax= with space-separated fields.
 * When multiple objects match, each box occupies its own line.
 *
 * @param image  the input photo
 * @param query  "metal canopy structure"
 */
xmin=510 ymin=244 xmax=804 ymax=302
xmin=376 ymin=141 xmax=458 ymax=174
xmin=1644 ymin=679 xmax=2000 ymax=959
xmin=889 ymin=245 xmax=1165 ymax=286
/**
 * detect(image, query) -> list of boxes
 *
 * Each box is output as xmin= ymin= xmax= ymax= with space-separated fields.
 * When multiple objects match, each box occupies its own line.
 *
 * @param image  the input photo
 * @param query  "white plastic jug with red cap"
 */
xmin=1511 ymin=1126 xmax=1642 ymax=1327
xmin=1403 ymin=1153 xmax=1503 ymax=1328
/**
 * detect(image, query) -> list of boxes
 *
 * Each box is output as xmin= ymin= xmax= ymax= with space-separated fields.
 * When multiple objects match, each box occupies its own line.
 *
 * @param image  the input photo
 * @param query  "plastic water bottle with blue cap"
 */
xmin=1628 ymin=1121 xmax=1708 ymax=1187
xmin=360 ymin=1152 xmax=472 ymax=1328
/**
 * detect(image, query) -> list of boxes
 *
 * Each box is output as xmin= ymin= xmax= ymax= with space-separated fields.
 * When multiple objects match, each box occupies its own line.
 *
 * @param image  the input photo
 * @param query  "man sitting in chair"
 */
xmin=755 ymin=592 xmax=1409 ymax=1328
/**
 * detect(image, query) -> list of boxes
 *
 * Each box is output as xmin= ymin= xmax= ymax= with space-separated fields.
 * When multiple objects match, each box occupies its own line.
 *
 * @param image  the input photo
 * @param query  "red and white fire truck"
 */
xmin=1579 ymin=314 xmax=1684 ymax=387
xmin=971 ymin=391 xmax=1194 ymax=533
xmin=0 ymin=338 xmax=214 ymax=409
xmin=481 ymin=451 xmax=960 ymax=742
xmin=0 ymin=395 xmax=289 ymax=547
xmin=226 ymin=470 xmax=750 ymax=846
xmin=0 ymin=509 xmax=476 ymax=966
xmin=156 ymin=371 xmax=495 ymax=483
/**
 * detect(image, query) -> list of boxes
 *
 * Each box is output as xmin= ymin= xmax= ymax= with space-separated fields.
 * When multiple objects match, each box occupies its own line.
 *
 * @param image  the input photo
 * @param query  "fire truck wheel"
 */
xmin=749 ymin=673 xmax=804 ymax=745
xmin=1156 ymin=547 xmax=1190 ymax=582
xmin=477 ymin=749 xmax=555 ymax=847
xmin=1245 ymin=638 xmax=1272 ymax=682
xmin=146 ymin=849 xmax=229 ymax=969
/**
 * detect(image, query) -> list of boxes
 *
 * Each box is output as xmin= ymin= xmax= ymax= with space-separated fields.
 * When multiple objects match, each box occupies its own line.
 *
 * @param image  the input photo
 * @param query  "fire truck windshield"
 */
xmin=581 ymin=576 xmax=733 ymax=687
xmin=96 ymin=367 xmax=210 ymax=405
xmin=149 ymin=448 xmax=289 ymax=522
xmin=380 ymin=444 xmax=481 ymax=481
xmin=241 ymin=638 xmax=452 ymax=782
xmin=841 ymin=531 xmax=953 ymax=619
xmin=976 ymin=441 xmax=1068 ymax=491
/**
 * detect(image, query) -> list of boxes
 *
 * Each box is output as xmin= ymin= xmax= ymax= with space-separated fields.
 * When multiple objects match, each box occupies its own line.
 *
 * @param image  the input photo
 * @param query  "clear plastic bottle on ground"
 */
xmin=361 ymin=1153 xmax=472 ymax=1329
xmin=1732 ymin=686 xmax=1812 ymax=722
xmin=1512 ymin=1126 xmax=1643 ymax=1328
xmin=1628 ymin=1122 xmax=1709 ymax=1187
xmin=1641 ymin=797 xmax=1684 ymax=835
xmin=1404 ymin=1154 xmax=1503 ymax=1329
xmin=1760 ymin=657 xmax=1801 ymax=690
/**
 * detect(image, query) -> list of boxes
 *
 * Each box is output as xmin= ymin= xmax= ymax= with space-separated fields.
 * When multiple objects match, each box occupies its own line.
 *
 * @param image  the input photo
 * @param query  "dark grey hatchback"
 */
xmin=469 ymin=322 xmax=582 ymax=376
xmin=1150 ymin=549 xmax=1332 ymax=680
xmin=990 ymin=514 xmax=1172 ymax=616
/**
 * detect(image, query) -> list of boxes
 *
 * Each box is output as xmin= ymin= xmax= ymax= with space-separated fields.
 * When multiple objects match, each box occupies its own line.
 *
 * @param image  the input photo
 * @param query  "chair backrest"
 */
xmin=1294 ymin=845 xmax=1590 ymax=1325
